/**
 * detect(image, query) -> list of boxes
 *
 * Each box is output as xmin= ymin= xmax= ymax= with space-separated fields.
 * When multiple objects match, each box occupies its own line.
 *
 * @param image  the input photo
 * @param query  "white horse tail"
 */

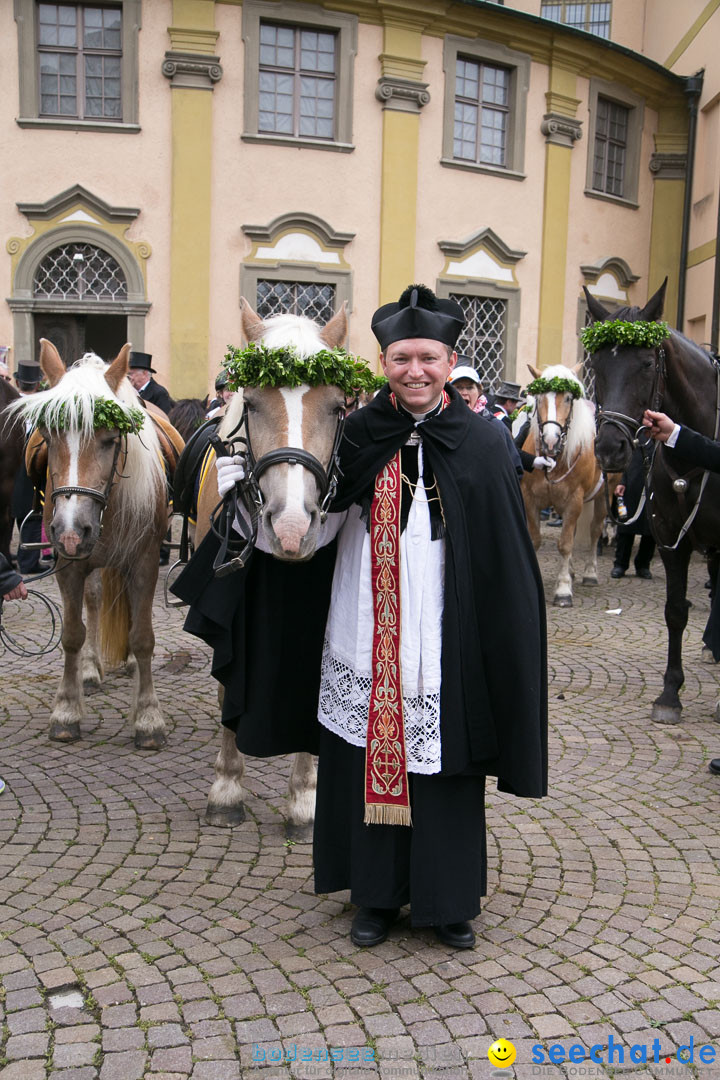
xmin=100 ymin=567 xmax=130 ymax=665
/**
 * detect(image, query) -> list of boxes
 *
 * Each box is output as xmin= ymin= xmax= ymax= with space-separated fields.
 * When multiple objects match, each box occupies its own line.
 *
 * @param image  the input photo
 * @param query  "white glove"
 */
xmin=216 ymin=454 xmax=246 ymax=497
xmin=533 ymin=455 xmax=556 ymax=471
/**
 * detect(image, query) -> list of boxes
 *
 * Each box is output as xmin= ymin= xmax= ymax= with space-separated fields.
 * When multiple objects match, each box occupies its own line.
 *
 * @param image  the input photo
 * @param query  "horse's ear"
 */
xmin=639 ymin=277 xmax=667 ymax=322
xmin=583 ymin=286 xmax=612 ymax=323
xmin=319 ymin=301 xmax=348 ymax=348
xmin=39 ymin=339 xmax=66 ymax=387
xmin=527 ymin=364 xmax=541 ymax=380
xmin=571 ymin=363 xmax=583 ymax=375
xmin=105 ymin=343 xmax=131 ymax=393
xmin=240 ymin=297 xmax=266 ymax=343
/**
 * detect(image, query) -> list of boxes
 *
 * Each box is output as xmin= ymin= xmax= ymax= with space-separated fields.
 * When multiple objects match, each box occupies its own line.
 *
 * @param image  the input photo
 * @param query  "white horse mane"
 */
xmin=529 ymin=364 xmax=596 ymax=458
xmin=9 ymin=353 xmax=165 ymax=541
xmin=219 ymin=314 xmax=328 ymax=438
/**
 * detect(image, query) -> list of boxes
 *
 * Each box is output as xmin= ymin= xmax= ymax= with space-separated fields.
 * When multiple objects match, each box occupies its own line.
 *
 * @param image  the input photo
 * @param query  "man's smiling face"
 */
xmin=381 ymin=337 xmax=457 ymax=414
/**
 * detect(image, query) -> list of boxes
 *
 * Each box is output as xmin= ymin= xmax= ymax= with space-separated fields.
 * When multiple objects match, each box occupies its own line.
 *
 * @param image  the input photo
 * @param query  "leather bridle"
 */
xmin=210 ymin=401 xmax=347 ymax=576
xmin=50 ymin=434 xmax=125 ymax=516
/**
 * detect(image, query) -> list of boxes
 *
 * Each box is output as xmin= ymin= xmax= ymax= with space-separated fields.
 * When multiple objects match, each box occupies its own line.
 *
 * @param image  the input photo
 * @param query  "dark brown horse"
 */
xmin=587 ymin=280 xmax=720 ymax=724
xmin=0 ymin=379 xmax=24 ymax=561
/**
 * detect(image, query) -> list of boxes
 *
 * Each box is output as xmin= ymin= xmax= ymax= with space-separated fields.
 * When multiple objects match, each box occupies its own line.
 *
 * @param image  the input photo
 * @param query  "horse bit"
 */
xmin=596 ymin=345 xmax=720 ymax=548
xmin=209 ymin=402 xmax=347 ymax=576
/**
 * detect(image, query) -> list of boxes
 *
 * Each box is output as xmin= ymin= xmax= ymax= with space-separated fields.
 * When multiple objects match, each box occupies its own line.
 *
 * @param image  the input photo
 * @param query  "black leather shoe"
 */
xmin=434 ymin=921 xmax=476 ymax=949
xmin=709 ymin=759 xmax=720 ymax=775
xmin=635 ymin=567 xmax=652 ymax=579
xmin=350 ymin=907 xmax=399 ymax=947
xmin=610 ymin=566 xmax=626 ymax=578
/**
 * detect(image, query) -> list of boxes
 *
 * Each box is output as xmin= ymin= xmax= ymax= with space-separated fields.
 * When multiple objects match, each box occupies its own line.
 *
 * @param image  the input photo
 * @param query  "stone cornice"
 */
xmin=162 ymin=51 xmax=223 ymax=90
xmin=541 ymin=112 xmax=583 ymax=147
xmin=17 ymin=184 xmax=140 ymax=224
xmin=649 ymin=152 xmax=687 ymax=180
xmin=375 ymin=75 xmax=430 ymax=112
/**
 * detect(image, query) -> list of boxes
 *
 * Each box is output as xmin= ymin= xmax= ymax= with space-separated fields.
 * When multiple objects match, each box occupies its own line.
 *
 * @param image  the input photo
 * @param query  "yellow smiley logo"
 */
xmin=488 ymin=1039 xmax=517 ymax=1068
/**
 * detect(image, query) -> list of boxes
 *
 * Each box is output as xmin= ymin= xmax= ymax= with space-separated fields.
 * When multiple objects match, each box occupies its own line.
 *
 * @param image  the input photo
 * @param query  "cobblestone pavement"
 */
xmin=1 ymin=537 xmax=720 ymax=1080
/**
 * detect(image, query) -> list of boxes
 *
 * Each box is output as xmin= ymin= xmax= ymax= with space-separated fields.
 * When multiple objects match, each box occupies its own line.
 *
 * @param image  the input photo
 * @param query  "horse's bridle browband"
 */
xmin=209 ymin=401 xmax=346 ymax=576
xmin=595 ymin=346 xmax=667 ymax=452
xmin=596 ymin=342 xmax=720 ymax=547
xmin=50 ymin=435 xmax=125 ymax=512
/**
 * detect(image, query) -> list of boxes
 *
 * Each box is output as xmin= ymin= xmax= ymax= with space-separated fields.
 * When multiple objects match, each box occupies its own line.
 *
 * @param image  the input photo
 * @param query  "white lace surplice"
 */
xmin=318 ymin=444 xmax=445 ymax=774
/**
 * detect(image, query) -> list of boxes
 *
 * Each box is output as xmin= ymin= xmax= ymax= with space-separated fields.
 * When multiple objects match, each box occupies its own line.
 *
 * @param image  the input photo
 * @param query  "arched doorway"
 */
xmin=8 ymin=215 xmax=150 ymax=369
xmin=33 ymin=241 xmax=129 ymax=361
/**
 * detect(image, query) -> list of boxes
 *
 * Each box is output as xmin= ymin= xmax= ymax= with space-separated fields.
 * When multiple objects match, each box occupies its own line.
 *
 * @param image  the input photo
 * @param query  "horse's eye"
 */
xmin=245 ymin=401 xmax=256 ymax=414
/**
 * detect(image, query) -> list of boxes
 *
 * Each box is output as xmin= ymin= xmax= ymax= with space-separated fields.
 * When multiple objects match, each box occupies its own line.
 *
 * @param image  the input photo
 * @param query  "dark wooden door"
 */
xmin=34 ymin=314 xmax=85 ymax=364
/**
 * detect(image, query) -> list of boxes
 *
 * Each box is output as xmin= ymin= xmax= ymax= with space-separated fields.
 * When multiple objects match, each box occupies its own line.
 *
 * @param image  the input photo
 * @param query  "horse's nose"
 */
xmin=51 ymin=521 xmax=93 ymax=557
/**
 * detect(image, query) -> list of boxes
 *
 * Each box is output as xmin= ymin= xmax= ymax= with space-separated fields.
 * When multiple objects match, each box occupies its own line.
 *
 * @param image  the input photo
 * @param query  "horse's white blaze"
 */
xmin=271 ymin=386 xmax=312 ymax=552
xmin=62 ymin=430 xmax=82 ymax=538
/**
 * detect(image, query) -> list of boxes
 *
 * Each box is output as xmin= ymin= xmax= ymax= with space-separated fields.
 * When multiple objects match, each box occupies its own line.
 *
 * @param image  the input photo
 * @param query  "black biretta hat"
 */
xmin=371 ymin=284 xmax=465 ymax=350
xmin=129 ymin=351 xmax=155 ymax=373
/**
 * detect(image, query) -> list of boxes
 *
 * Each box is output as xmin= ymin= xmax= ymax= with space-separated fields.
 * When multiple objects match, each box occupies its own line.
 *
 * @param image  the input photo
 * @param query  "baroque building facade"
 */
xmin=2 ymin=0 xmax=718 ymax=397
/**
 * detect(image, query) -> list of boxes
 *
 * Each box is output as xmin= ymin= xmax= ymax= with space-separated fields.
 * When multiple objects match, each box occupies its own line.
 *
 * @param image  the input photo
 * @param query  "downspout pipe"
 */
xmin=677 ymin=72 xmax=703 ymax=330
xmin=712 ymin=139 xmax=720 ymax=353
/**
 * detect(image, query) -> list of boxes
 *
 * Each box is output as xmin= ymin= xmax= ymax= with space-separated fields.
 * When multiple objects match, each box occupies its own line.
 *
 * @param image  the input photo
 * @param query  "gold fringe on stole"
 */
xmin=364 ymin=802 xmax=412 ymax=827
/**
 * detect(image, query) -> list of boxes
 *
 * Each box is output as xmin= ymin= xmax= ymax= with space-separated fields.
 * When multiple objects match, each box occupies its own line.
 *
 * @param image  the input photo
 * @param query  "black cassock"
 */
xmin=173 ymin=383 xmax=547 ymax=924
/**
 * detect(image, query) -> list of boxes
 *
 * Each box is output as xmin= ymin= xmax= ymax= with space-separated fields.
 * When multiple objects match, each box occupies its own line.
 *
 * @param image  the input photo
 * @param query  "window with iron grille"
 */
xmin=256 ymin=280 xmax=336 ymax=324
xmin=449 ymin=293 xmax=507 ymax=390
xmin=453 ymin=58 xmax=510 ymax=167
xmin=580 ymin=306 xmax=597 ymax=402
xmin=540 ymin=1 xmax=611 ymax=38
xmin=37 ymin=4 xmax=122 ymax=120
xmin=592 ymin=97 xmax=628 ymax=197
xmin=258 ymin=22 xmax=336 ymax=140
xmin=34 ymin=243 xmax=127 ymax=300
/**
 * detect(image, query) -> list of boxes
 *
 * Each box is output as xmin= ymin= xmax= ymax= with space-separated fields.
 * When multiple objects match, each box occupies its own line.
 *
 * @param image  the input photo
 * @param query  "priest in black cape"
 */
xmin=173 ymin=284 xmax=547 ymax=949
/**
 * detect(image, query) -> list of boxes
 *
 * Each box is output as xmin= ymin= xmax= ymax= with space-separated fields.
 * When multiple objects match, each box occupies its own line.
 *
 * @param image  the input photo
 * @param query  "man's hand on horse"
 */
xmin=216 ymin=454 xmax=246 ymax=497
xmin=643 ymin=410 xmax=676 ymax=443
xmin=533 ymin=455 xmax=556 ymax=471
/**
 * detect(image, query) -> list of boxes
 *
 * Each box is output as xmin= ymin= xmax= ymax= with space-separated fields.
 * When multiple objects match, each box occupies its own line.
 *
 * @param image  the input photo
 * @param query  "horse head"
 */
xmin=17 ymin=340 xmax=163 ymax=561
xmin=585 ymin=279 xmax=668 ymax=473
xmin=527 ymin=364 xmax=593 ymax=461
xmin=220 ymin=298 xmax=348 ymax=561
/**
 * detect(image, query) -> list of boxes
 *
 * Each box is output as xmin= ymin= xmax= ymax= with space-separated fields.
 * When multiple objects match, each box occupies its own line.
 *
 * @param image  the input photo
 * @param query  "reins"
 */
xmin=596 ymin=340 xmax=720 ymax=547
xmin=208 ymin=401 xmax=346 ymax=576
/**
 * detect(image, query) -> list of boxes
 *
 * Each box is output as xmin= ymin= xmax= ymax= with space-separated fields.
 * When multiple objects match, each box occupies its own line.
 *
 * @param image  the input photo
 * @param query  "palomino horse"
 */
xmin=587 ymin=280 xmax=720 ymax=724
xmin=195 ymin=297 xmax=347 ymax=837
xmin=9 ymin=341 xmax=182 ymax=748
xmin=521 ymin=364 xmax=606 ymax=607
xmin=0 ymin=378 xmax=23 ymax=561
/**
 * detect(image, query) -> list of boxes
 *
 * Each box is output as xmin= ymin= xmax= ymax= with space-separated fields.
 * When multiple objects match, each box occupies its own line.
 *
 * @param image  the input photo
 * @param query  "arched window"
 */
xmin=33 ymin=243 xmax=128 ymax=301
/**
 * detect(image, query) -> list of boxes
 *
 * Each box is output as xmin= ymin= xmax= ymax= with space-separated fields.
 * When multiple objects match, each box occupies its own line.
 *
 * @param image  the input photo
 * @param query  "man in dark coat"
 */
xmin=127 ymin=352 xmax=174 ymax=416
xmin=174 ymin=285 xmax=547 ymax=950
xmin=611 ymin=445 xmax=655 ymax=579
xmin=644 ymin=407 xmax=720 ymax=775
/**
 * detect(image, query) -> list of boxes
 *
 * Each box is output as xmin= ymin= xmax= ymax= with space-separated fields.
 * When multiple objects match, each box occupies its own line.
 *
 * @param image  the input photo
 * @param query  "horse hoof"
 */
xmin=205 ymin=804 xmax=246 ymax=828
xmin=651 ymin=704 xmax=682 ymax=725
xmin=553 ymin=595 xmax=573 ymax=608
xmin=49 ymin=721 xmax=81 ymax=743
xmin=134 ymin=729 xmax=167 ymax=750
xmin=285 ymin=821 xmax=313 ymax=843
xmin=582 ymin=576 xmax=598 ymax=586
xmin=701 ymin=646 xmax=717 ymax=665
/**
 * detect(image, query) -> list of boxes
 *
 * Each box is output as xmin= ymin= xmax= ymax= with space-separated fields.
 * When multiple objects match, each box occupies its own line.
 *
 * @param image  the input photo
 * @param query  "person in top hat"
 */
xmin=127 ymin=351 xmax=174 ymax=416
xmin=492 ymin=380 xmax=524 ymax=429
xmin=449 ymin=366 xmax=554 ymax=474
xmin=176 ymin=283 xmax=547 ymax=950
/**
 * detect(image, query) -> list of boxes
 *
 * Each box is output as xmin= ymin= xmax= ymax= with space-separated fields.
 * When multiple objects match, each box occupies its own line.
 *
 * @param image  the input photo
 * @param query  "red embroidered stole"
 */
xmin=364 ymin=391 xmax=448 ymax=826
